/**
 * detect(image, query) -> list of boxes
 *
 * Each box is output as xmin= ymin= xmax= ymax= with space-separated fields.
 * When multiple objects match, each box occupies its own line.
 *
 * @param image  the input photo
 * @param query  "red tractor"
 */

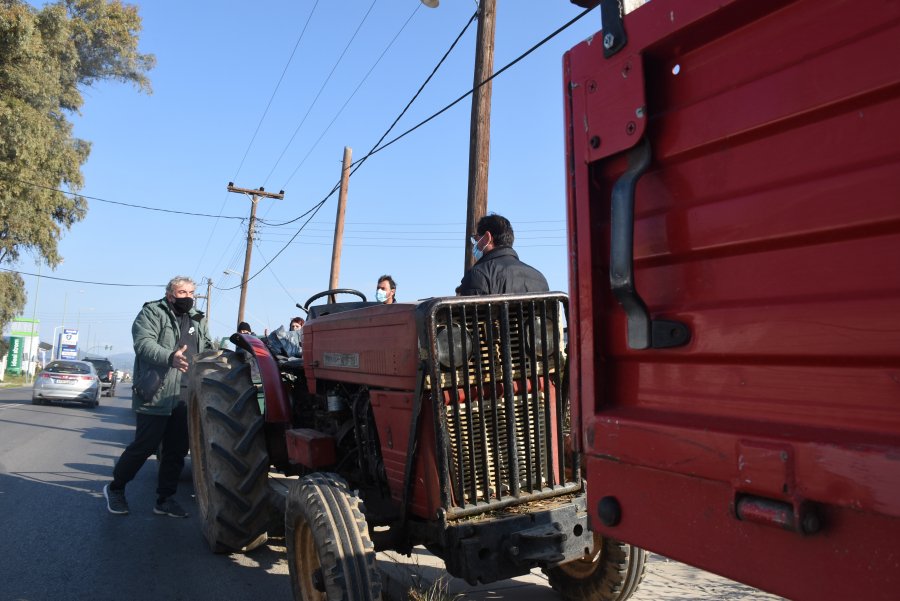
xmin=187 ymin=289 xmax=646 ymax=600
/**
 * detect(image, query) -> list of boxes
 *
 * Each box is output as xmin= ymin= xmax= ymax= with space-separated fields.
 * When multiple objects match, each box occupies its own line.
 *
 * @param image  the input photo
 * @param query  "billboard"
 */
xmin=58 ymin=329 xmax=79 ymax=360
xmin=6 ymin=335 xmax=23 ymax=375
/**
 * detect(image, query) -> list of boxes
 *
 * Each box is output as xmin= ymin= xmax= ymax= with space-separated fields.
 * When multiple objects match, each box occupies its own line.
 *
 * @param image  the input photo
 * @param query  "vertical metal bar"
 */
xmin=500 ymin=303 xmax=520 ymax=497
xmin=527 ymin=300 xmax=544 ymax=489
xmin=428 ymin=309 xmax=453 ymax=511
xmin=459 ymin=304 xmax=477 ymax=505
xmin=539 ymin=300 xmax=557 ymax=486
xmin=472 ymin=304 xmax=490 ymax=503
xmin=485 ymin=302 xmax=503 ymax=501
xmin=552 ymin=299 xmax=569 ymax=483
xmin=445 ymin=306 xmax=465 ymax=506
xmin=515 ymin=302 xmax=534 ymax=492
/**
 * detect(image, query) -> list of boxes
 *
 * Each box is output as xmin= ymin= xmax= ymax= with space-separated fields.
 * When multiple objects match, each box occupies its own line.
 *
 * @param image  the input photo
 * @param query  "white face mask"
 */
xmin=375 ymin=289 xmax=388 ymax=303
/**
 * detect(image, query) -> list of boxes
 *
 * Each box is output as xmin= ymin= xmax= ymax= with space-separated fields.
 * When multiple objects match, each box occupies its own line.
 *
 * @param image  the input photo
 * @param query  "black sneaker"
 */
xmin=104 ymin=484 xmax=129 ymax=515
xmin=153 ymin=497 xmax=188 ymax=518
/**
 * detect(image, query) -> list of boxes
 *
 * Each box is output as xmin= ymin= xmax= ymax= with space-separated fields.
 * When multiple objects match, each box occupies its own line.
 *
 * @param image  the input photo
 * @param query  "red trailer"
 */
xmin=565 ymin=1 xmax=900 ymax=599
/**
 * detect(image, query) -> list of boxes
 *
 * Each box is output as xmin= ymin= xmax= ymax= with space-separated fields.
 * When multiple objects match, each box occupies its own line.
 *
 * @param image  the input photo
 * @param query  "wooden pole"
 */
xmin=227 ymin=184 xmax=284 ymax=328
xmin=329 ymin=147 xmax=353 ymax=300
xmin=464 ymin=0 xmax=496 ymax=271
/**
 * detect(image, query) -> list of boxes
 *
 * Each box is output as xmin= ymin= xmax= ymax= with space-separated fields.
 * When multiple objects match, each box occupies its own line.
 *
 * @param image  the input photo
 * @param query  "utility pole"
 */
xmin=195 ymin=278 xmax=212 ymax=326
xmin=227 ymin=183 xmax=285 ymax=326
xmin=329 ymin=147 xmax=352 ymax=301
xmin=464 ymin=0 xmax=496 ymax=271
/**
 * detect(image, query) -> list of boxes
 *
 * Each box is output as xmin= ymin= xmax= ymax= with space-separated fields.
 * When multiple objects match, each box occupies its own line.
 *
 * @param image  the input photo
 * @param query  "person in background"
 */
xmin=376 ymin=275 xmax=396 ymax=304
xmin=289 ymin=316 xmax=304 ymax=330
xmin=237 ymin=321 xmax=253 ymax=335
xmin=458 ymin=213 xmax=549 ymax=296
xmin=104 ymin=275 xmax=211 ymax=517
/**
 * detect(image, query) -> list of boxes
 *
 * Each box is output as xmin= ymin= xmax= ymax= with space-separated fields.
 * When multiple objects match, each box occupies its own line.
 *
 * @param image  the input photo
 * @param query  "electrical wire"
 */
xmin=263 ymin=0 xmax=379 ymax=186
xmin=355 ymin=6 xmax=594 ymax=164
xmin=11 ymin=179 xmax=249 ymax=220
xmin=264 ymin=8 xmax=478 ymax=229
xmin=278 ymin=2 xmax=423 ymax=190
xmin=269 ymin=5 xmax=591 ymax=228
xmin=231 ymin=0 xmax=321 ymax=183
xmin=4 ymin=267 xmax=162 ymax=287
xmin=222 ymin=6 xmax=591 ymax=288
xmin=215 ymin=199 xmax=330 ymax=291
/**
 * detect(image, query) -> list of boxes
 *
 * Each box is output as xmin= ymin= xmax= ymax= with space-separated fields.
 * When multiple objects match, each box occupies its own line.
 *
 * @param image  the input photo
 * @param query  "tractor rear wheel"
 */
xmin=188 ymin=349 xmax=272 ymax=553
xmin=286 ymin=473 xmax=382 ymax=601
xmin=545 ymin=532 xmax=647 ymax=601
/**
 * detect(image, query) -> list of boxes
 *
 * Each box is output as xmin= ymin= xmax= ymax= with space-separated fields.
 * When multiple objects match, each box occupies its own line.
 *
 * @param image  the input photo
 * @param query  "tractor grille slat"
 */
xmin=425 ymin=293 xmax=577 ymax=518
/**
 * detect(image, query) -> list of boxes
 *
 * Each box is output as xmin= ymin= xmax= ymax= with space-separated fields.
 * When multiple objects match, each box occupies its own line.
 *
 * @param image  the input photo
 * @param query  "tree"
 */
xmin=0 ymin=0 xmax=154 ymax=334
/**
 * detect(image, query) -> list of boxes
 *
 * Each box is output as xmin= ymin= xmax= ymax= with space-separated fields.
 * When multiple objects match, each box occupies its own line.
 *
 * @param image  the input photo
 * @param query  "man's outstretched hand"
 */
xmin=172 ymin=345 xmax=190 ymax=372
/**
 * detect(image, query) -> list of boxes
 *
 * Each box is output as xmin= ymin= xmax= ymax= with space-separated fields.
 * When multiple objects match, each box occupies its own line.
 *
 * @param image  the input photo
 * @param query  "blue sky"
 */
xmin=15 ymin=1 xmax=602 ymax=356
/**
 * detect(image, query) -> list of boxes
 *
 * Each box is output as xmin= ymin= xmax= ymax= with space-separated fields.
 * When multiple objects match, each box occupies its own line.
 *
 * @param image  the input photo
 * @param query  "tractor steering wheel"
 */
xmin=301 ymin=288 xmax=367 ymax=311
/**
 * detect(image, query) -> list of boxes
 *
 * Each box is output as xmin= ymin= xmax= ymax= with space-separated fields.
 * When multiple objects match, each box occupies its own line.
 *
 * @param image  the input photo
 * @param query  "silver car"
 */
xmin=32 ymin=360 xmax=101 ymax=408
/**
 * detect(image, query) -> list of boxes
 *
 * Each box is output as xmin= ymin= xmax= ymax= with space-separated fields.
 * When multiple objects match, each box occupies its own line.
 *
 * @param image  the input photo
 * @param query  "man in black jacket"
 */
xmin=457 ymin=214 xmax=549 ymax=295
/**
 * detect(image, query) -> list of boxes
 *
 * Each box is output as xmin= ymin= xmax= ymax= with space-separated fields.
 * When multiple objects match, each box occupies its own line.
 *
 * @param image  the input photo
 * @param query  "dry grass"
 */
xmin=407 ymin=576 xmax=462 ymax=601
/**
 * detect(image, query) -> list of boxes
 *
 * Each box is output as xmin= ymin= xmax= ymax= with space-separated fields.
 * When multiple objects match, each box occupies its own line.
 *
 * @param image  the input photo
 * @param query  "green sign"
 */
xmin=6 ymin=335 xmax=23 ymax=375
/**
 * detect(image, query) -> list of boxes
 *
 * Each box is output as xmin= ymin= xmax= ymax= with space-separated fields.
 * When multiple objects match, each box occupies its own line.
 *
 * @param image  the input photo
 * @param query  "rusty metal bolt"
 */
xmin=587 ymin=80 xmax=598 ymax=93
xmin=625 ymin=121 xmax=637 ymax=136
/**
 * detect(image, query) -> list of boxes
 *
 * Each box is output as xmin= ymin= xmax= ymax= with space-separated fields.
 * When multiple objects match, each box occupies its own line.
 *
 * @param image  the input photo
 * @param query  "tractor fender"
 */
xmin=231 ymin=333 xmax=291 ymax=425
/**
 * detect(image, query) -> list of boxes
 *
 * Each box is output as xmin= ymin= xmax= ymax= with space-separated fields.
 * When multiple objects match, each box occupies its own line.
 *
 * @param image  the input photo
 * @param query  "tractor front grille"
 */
xmin=421 ymin=293 xmax=579 ymax=519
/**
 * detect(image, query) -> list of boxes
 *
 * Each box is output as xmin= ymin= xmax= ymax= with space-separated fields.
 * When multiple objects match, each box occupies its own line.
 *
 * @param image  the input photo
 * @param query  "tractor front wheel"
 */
xmin=286 ymin=473 xmax=382 ymax=601
xmin=545 ymin=532 xmax=647 ymax=601
xmin=188 ymin=349 xmax=272 ymax=553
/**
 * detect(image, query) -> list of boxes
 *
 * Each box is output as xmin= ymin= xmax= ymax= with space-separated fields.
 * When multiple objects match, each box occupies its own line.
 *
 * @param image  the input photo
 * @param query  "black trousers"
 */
xmin=111 ymin=402 xmax=189 ymax=500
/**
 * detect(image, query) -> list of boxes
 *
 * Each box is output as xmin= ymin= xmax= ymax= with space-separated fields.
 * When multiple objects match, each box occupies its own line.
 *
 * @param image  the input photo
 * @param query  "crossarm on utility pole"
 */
xmin=226 ymin=183 xmax=285 ymax=327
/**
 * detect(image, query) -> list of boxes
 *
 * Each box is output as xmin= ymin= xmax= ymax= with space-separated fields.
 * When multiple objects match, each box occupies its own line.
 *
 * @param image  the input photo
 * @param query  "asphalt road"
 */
xmin=0 ymin=385 xmax=291 ymax=601
xmin=0 ymin=382 xmax=782 ymax=601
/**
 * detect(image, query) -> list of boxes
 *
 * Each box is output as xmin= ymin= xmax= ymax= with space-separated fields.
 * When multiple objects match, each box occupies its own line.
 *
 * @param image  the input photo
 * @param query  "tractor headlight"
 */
xmin=526 ymin=317 xmax=556 ymax=357
xmin=436 ymin=323 xmax=472 ymax=369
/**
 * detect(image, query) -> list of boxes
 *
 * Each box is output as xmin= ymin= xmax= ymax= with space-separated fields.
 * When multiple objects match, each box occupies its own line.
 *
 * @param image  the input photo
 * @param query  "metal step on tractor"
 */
xmin=186 ymin=289 xmax=646 ymax=601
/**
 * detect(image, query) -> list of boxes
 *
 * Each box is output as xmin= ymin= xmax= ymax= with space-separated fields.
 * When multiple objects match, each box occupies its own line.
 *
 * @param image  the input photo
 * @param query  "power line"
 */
xmin=216 ymin=199 xmax=330 ymax=291
xmin=278 ymin=2 xmax=423 ymax=189
xmin=265 ymin=9 xmax=478 ymax=229
xmin=334 ymin=9 xmax=479 ymax=188
xmin=210 ymin=6 xmax=592 ymax=287
xmin=263 ymin=0 xmax=379 ymax=186
xmin=268 ymin=6 xmax=590 ymax=228
xmin=357 ymin=6 xmax=594 ymax=163
xmin=231 ymin=0 xmax=321 ymax=183
xmin=11 ymin=179 xmax=250 ymax=220
xmin=4 ymin=267 xmax=162 ymax=287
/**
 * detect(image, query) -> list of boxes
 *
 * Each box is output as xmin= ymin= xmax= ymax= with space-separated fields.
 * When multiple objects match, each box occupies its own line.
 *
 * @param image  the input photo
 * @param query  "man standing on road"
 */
xmin=457 ymin=214 xmax=550 ymax=295
xmin=104 ymin=276 xmax=211 ymax=517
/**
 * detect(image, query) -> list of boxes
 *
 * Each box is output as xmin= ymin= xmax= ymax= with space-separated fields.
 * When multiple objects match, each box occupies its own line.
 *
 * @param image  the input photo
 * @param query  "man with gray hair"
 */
xmin=104 ymin=276 xmax=211 ymax=517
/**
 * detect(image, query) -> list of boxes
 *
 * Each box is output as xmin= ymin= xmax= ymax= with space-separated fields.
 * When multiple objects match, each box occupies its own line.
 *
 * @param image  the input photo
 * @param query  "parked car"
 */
xmin=83 ymin=357 xmax=117 ymax=397
xmin=32 ymin=360 xmax=101 ymax=408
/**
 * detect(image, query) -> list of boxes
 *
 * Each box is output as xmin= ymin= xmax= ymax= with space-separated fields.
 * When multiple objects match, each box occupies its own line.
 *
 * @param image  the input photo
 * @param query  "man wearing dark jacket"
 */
xmin=104 ymin=276 xmax=211 ymax=517
xmin=458 ymin=214 xmax=549 ymax=295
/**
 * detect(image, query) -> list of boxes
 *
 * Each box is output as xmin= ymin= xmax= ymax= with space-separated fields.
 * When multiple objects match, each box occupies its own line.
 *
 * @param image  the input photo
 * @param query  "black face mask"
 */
xmin=172 ymin=297 xmax=194 ymax=314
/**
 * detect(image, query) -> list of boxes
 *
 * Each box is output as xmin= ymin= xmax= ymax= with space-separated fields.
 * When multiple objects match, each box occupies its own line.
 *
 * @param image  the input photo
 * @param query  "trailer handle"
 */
xmin=609 ymin=138 xmax=690 ymax=349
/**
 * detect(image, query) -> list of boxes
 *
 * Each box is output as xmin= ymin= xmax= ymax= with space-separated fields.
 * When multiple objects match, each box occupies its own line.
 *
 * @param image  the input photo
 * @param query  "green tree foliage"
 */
xmin=0 ymin=0 xmax=154 ymax=332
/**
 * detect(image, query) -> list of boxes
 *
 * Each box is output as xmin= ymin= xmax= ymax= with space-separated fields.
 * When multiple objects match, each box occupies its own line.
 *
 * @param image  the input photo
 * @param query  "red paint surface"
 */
xmin=237 ymin=333 xmax=291 ymax=425
xmin=566 ymin=1 xmax=900 ymax=598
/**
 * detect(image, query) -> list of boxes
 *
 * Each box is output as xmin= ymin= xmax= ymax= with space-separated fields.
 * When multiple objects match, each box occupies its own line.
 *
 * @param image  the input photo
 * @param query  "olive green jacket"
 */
xmin=131 ymin=297 xmax=212 ymax=415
